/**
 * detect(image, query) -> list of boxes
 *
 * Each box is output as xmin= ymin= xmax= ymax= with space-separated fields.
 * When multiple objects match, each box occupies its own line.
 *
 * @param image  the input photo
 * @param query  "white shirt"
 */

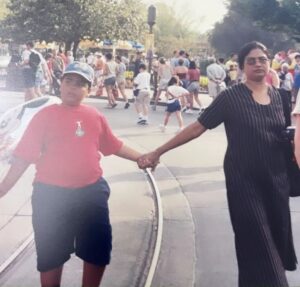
xmin=167 ymin=85 xmax=189 ymax=98
xmin=134 ymin=71 xmax=151 ymax=90
xmin=206 ymin=63 xmax=226 ymax=81
xmin=21 ymin=49 xmax=31 ymax=66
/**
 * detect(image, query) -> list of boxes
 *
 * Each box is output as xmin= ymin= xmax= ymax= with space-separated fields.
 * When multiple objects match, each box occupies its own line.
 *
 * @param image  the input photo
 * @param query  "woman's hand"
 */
xmin=137 ymin=151 xmax=160 ymax=171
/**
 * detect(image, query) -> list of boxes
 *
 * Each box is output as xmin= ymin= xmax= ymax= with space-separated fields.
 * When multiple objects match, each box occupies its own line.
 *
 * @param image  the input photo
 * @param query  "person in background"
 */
xmin=152 ymin=57 xmax=172 ymax=111
xmin=170 ymin=50 xmax=178 ymax=70
xmin=20 ymin=41 xmax=37 ymax=101
xmin=133 ymin=63 xmax=151 ymax=125
xmin=265 ymin=67 xmax=280 ymax=88
xmin=138 ymin=41 xmax=298 ymax=287
xmin=175 ymin=50 xmax=189 ymax=68
xmin=115 ymin=55 xmax=130 ymax=109
xmin=58 ymin=50 xmax=68 ymax=66
xmin=66 ymin=51 xmax=74 ymax=65
xmin=173 ymin=58 xmax=188 ymax=89
xmin=159 ymin=76 xmax=187 ymax=133
xmin=187 ymin=60 xmax=204 ymax=113
xmin=206 ymin=58 xmax=226 ymax=99
xmin=103 ymin=53 xmax=117 ymax=108
xmin=279 ymin=62 xmax=294 ymax=109
xmin=293 ymin=54 xmax=300 ymax=103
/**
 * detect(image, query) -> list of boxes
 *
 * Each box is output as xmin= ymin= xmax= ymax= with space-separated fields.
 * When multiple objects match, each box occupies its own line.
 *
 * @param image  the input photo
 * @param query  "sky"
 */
xmin=142 ymin=0 xmax=228 ymax=33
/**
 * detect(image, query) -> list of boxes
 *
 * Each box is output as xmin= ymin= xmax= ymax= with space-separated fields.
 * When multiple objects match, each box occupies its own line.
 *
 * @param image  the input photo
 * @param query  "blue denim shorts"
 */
xmin=32 ymin=178 xmax=112 ymax=272
xmin=166 ymin=99 xmax=181 ymax=113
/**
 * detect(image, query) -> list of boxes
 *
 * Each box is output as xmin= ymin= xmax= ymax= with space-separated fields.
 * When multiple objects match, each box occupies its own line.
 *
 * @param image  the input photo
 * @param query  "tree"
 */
xmin=210 ymin=11 xmax=294 ymax=56
xmin=0 ymin=0 xmax=146 ymax=56
xmin=152 ymin=2 xmax=199 ymax=57
xmin=228 ymin=0 xmax=300 ymax=41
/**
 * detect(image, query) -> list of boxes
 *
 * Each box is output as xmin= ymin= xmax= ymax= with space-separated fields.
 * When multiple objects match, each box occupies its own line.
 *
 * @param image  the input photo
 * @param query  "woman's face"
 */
xmin=243 ymin=48 xmax=270 ymax=82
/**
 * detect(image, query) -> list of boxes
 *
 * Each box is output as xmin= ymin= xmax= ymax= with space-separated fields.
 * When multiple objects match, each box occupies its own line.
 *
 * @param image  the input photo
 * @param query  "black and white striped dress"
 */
xmin=198 ymin=83 xmax=297 ymax=287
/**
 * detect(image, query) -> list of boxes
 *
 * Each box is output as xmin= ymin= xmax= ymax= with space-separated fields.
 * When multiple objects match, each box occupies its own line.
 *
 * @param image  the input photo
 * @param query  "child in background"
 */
xmin=159 ymin=76 xmax=188 ymax=132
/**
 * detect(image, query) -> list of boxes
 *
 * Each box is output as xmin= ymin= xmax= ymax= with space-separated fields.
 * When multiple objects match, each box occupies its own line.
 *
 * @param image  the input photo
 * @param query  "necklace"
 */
xmin=75 ymin=121 xmax=85 ymax=137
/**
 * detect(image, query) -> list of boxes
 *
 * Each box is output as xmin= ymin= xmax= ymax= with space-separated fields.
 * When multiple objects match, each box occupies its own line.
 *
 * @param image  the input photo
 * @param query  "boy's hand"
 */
xmin=137 ymin=151 xmax=160 ymax=171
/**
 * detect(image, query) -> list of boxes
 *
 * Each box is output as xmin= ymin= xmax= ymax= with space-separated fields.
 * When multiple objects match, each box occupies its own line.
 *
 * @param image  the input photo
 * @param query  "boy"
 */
xmin=0 ymin=62 xmax=143 ymax=287
xmin=133 ymin=63 xmax=151 ymax=125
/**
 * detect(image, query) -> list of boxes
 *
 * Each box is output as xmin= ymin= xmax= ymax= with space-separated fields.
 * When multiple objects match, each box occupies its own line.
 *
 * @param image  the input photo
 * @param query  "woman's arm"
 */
xmin=138 ymin=121 xmax=206 ymax=170
xmin=0 ymin=157 xmax=30 ymax=198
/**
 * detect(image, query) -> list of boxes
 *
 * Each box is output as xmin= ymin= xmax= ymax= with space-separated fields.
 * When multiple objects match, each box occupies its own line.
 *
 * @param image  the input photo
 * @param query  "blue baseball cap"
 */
xmin=63 ymin=61 xmax=94 ymax=84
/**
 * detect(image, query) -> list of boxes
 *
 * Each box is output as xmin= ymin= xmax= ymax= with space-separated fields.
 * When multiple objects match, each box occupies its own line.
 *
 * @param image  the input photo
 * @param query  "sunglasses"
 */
xmin=245 ymin=57 xmax=269 ymax=65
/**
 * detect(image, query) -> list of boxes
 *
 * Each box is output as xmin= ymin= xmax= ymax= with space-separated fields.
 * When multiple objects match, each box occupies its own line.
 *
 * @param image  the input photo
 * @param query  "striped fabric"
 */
xmin=198 ymin=83 xmax=297 ymax=287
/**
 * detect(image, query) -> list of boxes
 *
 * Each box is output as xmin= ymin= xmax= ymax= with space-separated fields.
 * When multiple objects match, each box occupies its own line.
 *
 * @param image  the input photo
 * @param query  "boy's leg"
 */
xmin=82 ymin=261 xmax=106 ymax=287
xmin=40 ymin=265 xmax=63 ymax=287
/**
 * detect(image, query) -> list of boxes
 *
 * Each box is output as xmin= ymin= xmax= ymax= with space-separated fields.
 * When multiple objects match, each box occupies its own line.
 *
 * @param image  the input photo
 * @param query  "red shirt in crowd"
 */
xmin=187 ymin=68 xmax=200 ymax=81
xmin=14 ymin=104 xmax=123 ymax=188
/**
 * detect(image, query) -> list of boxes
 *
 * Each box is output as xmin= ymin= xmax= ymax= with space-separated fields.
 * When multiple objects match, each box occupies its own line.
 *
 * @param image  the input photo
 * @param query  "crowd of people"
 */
xmin=2 ymin=40 xmax=300 ymax=287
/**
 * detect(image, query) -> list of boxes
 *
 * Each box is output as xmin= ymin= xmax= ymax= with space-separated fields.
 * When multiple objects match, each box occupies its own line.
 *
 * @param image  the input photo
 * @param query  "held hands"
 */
xmin=137 ymin=151 xmax=160 ymax=171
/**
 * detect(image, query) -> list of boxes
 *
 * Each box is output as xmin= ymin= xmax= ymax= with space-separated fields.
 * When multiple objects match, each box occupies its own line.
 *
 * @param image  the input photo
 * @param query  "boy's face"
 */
xmin=60 ymin=74 xmax=90 ymax=106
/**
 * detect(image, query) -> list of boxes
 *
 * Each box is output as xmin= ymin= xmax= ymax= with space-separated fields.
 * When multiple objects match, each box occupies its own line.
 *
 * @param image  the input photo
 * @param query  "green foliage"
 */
xmin=153 ymin=2 xmax=199 ymax=57
xmin=227 ymin=0 xmax=300 ymax=41
xmin=0 ymin=0 xmax=145 ymax=55
xmin=210 ymin=11 xmax=294 ymax=56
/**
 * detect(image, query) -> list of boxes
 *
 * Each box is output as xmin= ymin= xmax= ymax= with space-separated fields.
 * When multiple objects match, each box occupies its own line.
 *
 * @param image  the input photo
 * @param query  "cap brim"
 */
xmin=63 ymin=71 xmax=92 ymax=84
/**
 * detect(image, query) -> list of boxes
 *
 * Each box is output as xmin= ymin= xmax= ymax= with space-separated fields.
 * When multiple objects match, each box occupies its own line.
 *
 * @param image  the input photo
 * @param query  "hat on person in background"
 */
xmin=63 ymin=61 xmax=94 ymax=84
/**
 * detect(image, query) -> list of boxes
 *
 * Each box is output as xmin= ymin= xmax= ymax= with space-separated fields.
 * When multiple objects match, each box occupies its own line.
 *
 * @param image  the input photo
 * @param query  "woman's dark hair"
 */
xmin=139 ymin=63 xmax=146 ymax=70
xmin=159 ymin=57 xmax=166 ymax=64
xmin=168 ymin=76 xmax=179 ymax=86
xmin=238 ymin=41 xmax=269 ymax=70
xmin=178 ymin=58 xmax=184 ymax=66
xmin=116 ymin=55 xmax=122 ymax=61
xmin=189 ymin=61 xmax=196 ymax=69
xmin=105 ymin=53 xmax=113 ymax=60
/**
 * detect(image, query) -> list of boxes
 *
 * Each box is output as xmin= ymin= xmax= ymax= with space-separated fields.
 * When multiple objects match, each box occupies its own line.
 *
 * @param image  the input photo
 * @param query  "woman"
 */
xmin=139 ymin=41 xmax=297 ymax=287
xmin=103 ymin=53 xmax=118 ymax=108
xmin=187 ymin=61 xmax=204 ymax=113
xmin=173 ymin=58 xmax=188 ymax=88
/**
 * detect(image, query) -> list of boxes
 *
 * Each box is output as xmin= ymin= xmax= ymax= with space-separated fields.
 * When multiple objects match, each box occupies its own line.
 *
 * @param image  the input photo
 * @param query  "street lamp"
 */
xmin=146 ymin=5 xmax=156 ymax=95
xmin=147 ymin=5 xmax=156 ymax=34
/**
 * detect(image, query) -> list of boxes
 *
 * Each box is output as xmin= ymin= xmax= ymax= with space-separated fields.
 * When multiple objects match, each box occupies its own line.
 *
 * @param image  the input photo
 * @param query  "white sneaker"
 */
xmin=185 ymin=109 xmax=194 ymax=114
xmin=159 ymin=124 xmax=166 ymax=132
xmin=176 ymin=127 xmax=184 ymax=133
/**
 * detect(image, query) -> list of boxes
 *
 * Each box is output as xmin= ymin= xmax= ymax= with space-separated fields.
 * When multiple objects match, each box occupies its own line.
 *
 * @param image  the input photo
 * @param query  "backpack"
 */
xmin=29 ymin=51 xmax=41 ymax=70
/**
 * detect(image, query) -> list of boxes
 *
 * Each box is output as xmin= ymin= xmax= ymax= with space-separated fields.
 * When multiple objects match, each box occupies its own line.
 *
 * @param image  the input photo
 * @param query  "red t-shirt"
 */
xmin=188 ymin=69 xmax=200 ymax=81
xmin=14 ymin=104 xmax=123 ymax=188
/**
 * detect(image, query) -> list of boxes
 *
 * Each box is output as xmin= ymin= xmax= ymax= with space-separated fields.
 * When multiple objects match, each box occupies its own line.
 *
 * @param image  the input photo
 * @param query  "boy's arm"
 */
xmin=114 ymin=144 xmax=142 ymax=162
xmin=0 ymin=157 xmax=30 ymax=198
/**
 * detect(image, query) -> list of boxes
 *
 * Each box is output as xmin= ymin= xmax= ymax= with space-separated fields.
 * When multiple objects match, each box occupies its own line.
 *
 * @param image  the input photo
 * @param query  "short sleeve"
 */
xmin=98 ymin=116 xmax=123 ymax=156
xmin=13 ymin=110 xmax=47 ymax=163
xmin=198 ymin=91 xmax=228 ymax=129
